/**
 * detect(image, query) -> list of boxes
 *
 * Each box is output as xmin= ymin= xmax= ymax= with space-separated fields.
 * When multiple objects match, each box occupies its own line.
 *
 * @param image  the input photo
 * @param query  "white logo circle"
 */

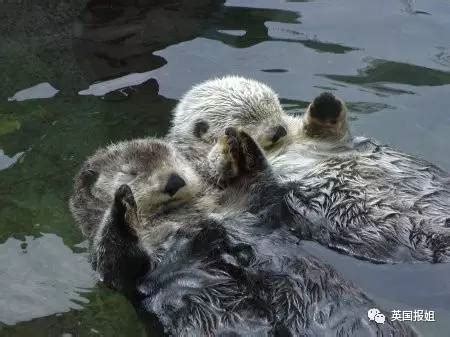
xmin=368 ymin=308 xmax=380 ymax=321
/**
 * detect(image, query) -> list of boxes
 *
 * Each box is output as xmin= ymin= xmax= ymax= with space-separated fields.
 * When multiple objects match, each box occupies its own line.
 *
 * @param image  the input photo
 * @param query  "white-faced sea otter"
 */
xmin=169 ymin=76 xmax=450 ymax=264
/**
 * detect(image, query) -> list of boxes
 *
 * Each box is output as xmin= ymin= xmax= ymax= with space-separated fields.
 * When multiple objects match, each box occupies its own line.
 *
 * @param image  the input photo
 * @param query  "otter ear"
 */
xmin=193 ymin=119 xmax=209 ymax=139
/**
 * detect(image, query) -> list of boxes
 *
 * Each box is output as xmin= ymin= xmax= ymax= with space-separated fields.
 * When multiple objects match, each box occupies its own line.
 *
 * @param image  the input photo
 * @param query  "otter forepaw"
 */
xmin=115 ymin=184 xmax=137 ymax=212
xmin=80 ymin=168 xmax=99 ymax=187
xmin=225 ymin=127 xmax=241 ymax=164
xmin=112 ymin=184 xmax=139 ymax=233
xmin=222 ymin=127 xmax=268 ymax=175
xmin=235 ymin=129 xmax=268 ymax=173
xmin=208 ymin=127 xmax=269 ymax=185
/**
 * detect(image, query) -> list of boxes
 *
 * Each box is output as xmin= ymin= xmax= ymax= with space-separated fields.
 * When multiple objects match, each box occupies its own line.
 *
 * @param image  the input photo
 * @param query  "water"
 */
xmin=0 ymin=0 xmax=449 ymax=336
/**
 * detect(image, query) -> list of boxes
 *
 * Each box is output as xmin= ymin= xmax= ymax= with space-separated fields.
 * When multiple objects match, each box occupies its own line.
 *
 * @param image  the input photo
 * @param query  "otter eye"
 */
xmin=269 ymin=125 xmax=287 ymax=144
xmin=121 ymin=165 xmax=137 ymax=176
xmin=193 ymin=120 xmax=209 ymax=139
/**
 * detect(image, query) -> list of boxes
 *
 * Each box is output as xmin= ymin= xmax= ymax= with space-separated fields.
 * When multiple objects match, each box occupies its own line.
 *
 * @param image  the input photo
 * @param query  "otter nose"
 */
xmin=270 ymin=125 xmax=287 ymax=143
xmin=164 ymin=173 xmax=186 ymax=197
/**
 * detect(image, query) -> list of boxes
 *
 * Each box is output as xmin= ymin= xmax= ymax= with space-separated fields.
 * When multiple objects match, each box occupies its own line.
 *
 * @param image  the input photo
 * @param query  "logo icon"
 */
xmin=368 ymin=308 xmax=385 ymax=324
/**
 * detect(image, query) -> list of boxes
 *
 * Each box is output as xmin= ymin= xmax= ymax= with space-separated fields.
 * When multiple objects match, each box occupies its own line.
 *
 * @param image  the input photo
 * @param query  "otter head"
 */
xmin=171 ymin=76 xmax=290 ymax=158
xmin=303 ymin=92 xmax=348 ymax=140
xmin=94 ymin=139 xmax=202 ymax=218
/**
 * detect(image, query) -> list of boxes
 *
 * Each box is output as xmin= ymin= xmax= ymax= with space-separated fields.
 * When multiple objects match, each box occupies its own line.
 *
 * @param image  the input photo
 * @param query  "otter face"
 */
xmin=192 ymin=118 xmax=288 ymax=153
xmin=171 ymin=76 xmax=290 ymax=157
xmin=304 ymin=92 xmax=348 ymax=140
xmin=93 ymin=139 xmax=202 ymax=217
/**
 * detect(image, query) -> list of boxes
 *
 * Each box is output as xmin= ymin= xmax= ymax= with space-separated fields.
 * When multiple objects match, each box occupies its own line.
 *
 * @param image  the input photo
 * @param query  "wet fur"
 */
xmin=169 ymin=78 xmax=450 ymax=263
xmin=133 ymin=209 xmax=416 ymax=336
xmin=95 ymin=179 xmax=415 ymax=336
xmin=69 ymin=136 xmax=277 ymax=288
xmin=70 ymin=134 xmax=416 ymax=336
xmin=69 ymin=138 xmax=210 ymax=289
xmin=279 ymin=137 xmax=450 ymax=263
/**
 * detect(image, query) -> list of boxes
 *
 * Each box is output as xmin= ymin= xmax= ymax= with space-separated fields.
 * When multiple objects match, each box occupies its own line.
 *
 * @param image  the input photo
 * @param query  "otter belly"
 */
xmin=134 ymin=217 xmax=416 ymax=336
xmin=277 ymin=138 xmax=450 ymax=263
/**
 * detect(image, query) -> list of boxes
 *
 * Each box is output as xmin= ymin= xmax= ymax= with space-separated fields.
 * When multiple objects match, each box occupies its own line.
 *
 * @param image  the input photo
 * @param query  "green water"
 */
xmin=0 ymin=0 xmax=449 ymax=336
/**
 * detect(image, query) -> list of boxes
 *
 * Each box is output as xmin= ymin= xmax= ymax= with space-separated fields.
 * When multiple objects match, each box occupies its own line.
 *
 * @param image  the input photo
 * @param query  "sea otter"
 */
xmin=69 ymin=133 xmax=279 ymax=290
xmin=69 ymin=138 xmax=205 ymax=291
xmin=169 ymin=77 xmax=450 ymax=263
xmin=167 ymin=76 xmax=289 ymax=177
xmin=273 ymin=93 xmax=450 ymax=264
xmin=70 ymin=132 xmax=416 ymax=336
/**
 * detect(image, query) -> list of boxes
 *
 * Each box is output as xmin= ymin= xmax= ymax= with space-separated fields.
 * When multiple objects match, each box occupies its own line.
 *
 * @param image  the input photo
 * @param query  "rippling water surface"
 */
xmin=0 ymin=0 xmax=449 ymax=336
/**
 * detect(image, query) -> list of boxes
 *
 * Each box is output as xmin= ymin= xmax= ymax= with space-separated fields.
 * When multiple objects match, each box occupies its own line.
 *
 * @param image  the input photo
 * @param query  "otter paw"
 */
xmin=224 ymin=127 xmax=241 ymax=164
xmin=223 ymin=127 xmax=268 ymax=174
xmin=208 ymin=127 xmax=269 ymax=185
xmin=115 ymin=184 xmax=137 ymax=212
xmin=112 ymin=184 xmax=139 ymax=233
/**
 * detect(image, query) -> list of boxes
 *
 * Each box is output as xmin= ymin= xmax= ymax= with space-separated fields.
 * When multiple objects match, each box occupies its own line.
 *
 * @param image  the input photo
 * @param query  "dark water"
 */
xmin=0 ymin=0 xmax=449 ymax=336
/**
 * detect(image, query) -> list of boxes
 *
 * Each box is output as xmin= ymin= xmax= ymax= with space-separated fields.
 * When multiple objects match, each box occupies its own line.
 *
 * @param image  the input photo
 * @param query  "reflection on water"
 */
xmin=434 ymin=47 xmax=450 ymax=68
xmin=401 ymin=0 xmax=431 ymax=15
xmin=0 ymin=150 xmax=24 ymax=171
xmin=1 ymin=0 xmax=450 ymax=336
xmin=324 ymin=58 xmax=450 ymax=88
xmin=0 ymin=234 xmax=93 ymax=325
xmin=8 ymin=83 xmax=60 ymax=102
xmin=205 ymin=6 xmax=302 ymax=48
xmin=346 ymin=101 xmax=395 ymax=115
xmin=73 ymin=0 xmax=225 ymax=83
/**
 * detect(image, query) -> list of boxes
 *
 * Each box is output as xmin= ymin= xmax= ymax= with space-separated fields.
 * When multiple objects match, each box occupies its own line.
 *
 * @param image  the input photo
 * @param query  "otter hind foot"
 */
xmin=310 ymin=92 xmax=342 ymax=123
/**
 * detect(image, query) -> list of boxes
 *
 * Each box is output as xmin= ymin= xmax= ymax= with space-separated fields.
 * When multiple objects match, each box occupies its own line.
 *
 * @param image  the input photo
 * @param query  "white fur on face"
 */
xmin=90 ymin=139 xmax=203 ymax=220
xmin=131 ymin=157 xmax=202 ymax=217
xmin=171 ymin=76 xmax=286 ymax=146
